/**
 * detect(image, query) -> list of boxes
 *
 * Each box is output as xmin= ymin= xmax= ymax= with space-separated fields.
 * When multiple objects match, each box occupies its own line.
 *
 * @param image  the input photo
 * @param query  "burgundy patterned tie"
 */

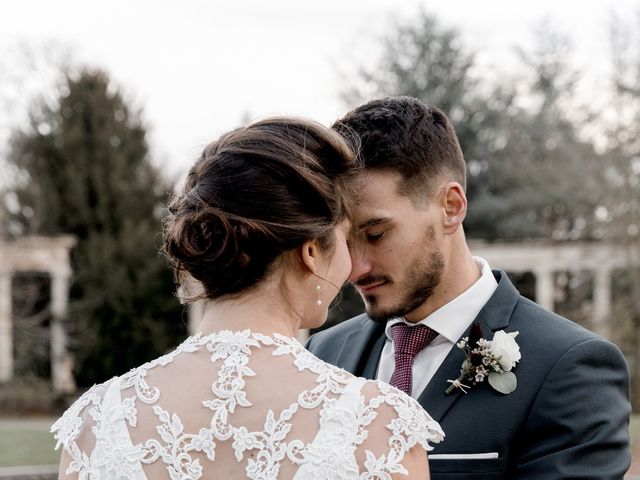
xmin=390 ymin=323 xmax=439 ymax=395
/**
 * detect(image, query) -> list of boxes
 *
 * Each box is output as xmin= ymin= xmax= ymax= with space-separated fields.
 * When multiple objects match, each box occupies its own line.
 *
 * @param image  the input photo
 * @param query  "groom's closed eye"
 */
xmin=356 ymin=217 xmax=392 ymax=243
xmin=365 ymin=231 xmax=385 ymax=242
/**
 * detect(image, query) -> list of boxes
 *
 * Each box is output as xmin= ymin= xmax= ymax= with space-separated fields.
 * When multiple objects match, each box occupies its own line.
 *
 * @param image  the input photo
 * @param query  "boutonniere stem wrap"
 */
xmin=446 ymin=323 xmax=521 ymax=395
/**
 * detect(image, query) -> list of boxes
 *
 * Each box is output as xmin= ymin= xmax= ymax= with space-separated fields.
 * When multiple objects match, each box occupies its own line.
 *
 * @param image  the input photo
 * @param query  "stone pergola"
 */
xmin=188 ymin=241 xmax=635 ymax=342
xmin=0 ymin=235 xmax=76 ymax=393
xmin=470 ymin=240 xmax=638 ymax=340
xmin=9 ymin=236 xmax=628 ymax=393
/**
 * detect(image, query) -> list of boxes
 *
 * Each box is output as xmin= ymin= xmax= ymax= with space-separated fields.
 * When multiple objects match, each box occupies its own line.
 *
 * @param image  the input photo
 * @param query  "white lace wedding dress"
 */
xmin=52 ymin=330 xmax=444 ymax=479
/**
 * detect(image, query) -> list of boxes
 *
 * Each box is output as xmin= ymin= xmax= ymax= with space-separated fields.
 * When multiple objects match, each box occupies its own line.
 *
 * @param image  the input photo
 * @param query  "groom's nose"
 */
xmin=348 ymin=250 xmax=372 ymax=283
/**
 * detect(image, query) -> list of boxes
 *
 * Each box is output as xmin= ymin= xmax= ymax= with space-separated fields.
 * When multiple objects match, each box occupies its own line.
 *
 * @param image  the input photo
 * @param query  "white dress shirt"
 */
xmin=376 ymin=257 xmax=498 ymax=398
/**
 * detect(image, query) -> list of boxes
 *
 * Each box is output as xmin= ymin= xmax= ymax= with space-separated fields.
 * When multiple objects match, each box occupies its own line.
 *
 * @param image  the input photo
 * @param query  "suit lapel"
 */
xmin=417 ymin=337 xmax=467 ymax=421
xmin=417 ymin=271 xmax=520 ymax=422
xmin=334 ymin=314 xmax=385 ymax=377
xmin=361 ymin=334 xmax=386 ymax=379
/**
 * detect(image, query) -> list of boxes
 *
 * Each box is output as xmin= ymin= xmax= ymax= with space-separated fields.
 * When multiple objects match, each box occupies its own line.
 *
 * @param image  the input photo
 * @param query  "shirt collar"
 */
xmin=384 ymin=257 xmax=498 ymax=344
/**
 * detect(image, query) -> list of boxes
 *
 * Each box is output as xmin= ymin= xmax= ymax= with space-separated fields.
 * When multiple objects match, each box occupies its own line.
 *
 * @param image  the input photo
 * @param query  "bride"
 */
xmin=52 ymin=117 xmax=443 ymax=479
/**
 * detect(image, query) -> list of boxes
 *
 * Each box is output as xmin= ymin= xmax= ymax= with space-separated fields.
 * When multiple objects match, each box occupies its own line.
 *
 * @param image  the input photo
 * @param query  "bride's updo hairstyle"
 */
xmin=162 ymin=117 xmax=358 ymax=302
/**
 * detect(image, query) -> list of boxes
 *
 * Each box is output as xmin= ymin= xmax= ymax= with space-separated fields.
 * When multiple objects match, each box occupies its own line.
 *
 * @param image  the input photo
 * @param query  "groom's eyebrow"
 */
xmin=356 ymin=217 xmax=391 ymax=232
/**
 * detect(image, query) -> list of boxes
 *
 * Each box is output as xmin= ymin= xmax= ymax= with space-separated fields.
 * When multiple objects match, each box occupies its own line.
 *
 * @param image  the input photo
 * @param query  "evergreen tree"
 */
xmin=6 ymin=69 xmax=185 ymax=386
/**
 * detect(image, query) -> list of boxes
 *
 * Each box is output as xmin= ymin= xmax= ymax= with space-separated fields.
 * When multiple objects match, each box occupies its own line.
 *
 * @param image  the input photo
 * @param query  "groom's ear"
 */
xmin=442 ymin=182 xmax=467 ymax=234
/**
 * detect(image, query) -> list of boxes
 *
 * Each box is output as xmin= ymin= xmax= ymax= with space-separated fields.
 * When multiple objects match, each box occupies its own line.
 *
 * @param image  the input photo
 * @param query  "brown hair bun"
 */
xmin=162 ymin=117 xmax=358 ymax=301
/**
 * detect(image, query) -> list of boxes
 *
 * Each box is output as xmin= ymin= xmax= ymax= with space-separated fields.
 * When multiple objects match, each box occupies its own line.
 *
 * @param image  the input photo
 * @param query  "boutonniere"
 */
xmin=446 ymin=323 xmax=521 ymax=395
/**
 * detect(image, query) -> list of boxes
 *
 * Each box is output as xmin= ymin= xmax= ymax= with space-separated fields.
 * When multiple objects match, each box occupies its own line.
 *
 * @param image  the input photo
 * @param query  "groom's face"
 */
xmin=348 ymin=170 xmax=445 ymax=323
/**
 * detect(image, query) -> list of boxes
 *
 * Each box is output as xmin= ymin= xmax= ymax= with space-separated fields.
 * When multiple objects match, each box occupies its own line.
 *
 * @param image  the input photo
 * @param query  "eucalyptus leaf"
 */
xmin=488 ymin=371 xmax=517 ymax=394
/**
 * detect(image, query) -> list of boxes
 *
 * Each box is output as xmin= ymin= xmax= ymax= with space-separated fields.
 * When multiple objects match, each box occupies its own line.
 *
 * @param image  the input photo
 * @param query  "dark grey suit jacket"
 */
xmin=306 ymin=271 xmax=631 ymax=479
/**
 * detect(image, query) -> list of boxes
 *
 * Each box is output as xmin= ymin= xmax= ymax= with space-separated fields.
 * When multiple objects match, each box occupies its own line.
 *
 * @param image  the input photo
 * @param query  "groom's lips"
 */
xmin=356 ymin=280 xmax=388 ymax=294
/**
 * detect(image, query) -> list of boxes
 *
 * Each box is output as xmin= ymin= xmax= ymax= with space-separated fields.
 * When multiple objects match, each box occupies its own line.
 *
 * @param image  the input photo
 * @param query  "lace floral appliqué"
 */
xmin=52 ymin=330 xmax=443 ymax=479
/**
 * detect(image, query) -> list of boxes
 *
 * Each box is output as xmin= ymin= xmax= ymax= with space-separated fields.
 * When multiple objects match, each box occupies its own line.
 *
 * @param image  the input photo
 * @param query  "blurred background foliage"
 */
xmin=1 ymin=8 xmax=640 ymax=410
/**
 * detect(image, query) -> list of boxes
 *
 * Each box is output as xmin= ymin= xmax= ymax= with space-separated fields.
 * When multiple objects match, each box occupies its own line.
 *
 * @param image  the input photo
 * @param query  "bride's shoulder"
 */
xmin=358 ymin=379 xmax=445 ymax=450
xmin=50 ymin=344 xmax=176 ymax=449
xmin=50 ymin=375 xmax=121 ymax=451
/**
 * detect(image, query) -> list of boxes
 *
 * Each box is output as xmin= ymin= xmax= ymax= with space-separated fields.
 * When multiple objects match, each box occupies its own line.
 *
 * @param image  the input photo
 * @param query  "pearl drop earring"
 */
xmin=316 ymin=284 xmax=322 ymax=306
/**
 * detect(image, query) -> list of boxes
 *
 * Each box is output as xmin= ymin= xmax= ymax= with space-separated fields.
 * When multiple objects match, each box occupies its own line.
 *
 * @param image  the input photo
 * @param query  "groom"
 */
xmin=307 ymin=96 xmax=631 ymax=479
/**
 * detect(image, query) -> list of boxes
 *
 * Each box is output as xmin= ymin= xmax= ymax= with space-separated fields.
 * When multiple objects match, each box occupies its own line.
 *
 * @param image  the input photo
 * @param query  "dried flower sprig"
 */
xmin=446 ymin=323 xmax=520 ymax=395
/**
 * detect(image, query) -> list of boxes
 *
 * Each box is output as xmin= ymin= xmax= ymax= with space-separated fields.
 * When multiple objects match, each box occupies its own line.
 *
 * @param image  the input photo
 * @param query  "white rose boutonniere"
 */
xmin=446 ymin=323 xmax=521 ymax=395
xmin=490 ymin=330 xmax=521 ymax=371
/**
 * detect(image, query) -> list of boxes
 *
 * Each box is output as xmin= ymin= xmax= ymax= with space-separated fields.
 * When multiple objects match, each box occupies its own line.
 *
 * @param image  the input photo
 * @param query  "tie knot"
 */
xmin=392 ymin=323 xmax=438 ymax=358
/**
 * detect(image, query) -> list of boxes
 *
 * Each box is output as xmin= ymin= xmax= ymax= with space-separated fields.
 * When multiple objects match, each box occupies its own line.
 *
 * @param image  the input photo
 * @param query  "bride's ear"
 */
xmin=299 ymin=239 xmax=320 ymax=275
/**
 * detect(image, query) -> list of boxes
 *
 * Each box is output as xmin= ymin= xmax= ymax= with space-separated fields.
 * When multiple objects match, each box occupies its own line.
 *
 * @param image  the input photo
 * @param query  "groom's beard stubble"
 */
xmin=359 ymin=249 xmax=445 ymax=324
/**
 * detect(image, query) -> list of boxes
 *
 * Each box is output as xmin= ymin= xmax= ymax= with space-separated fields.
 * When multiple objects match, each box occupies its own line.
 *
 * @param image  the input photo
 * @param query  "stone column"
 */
xmin=534 ymin=268 xmax=555 ymax=312
xmin=592 ymin=268 xmax=612 ymax=339
xmin=50 ymin=271 xmax=76 ymax=393
xmin=0 ymin=272 xmax=12 ymax=382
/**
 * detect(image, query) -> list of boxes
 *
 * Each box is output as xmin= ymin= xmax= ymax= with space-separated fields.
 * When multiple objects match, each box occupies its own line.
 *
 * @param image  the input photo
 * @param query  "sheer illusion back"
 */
xmin=52 ymin=330 xmax=443 ymax=479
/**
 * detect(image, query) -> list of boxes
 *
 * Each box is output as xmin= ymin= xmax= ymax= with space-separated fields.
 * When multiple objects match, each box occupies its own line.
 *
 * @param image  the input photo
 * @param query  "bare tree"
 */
xmin=601 ymin=10 xmax=640 ymax=410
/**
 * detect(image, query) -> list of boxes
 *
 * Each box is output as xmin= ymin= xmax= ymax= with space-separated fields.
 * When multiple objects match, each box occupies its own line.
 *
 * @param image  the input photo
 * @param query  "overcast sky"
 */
xmin=0 ymin=0 xmax=636 ymax=180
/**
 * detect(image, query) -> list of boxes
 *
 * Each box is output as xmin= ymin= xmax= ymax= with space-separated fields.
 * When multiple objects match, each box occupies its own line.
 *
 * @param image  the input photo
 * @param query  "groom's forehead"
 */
xmin=350 ymin=170 xmax=417 ymax=214
xmin=350 ymin=170 xmax=404 ymax=202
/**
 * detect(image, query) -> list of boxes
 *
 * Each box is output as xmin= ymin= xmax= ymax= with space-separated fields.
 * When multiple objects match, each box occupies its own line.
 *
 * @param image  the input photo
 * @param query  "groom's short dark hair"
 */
xmin=332 ymin=96 xmax=466 ymax=201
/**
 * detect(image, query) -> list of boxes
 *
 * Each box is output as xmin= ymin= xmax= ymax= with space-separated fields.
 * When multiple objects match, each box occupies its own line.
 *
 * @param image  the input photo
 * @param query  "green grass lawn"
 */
xmin=0 ymin=415 xmax=639 ymax=468
xmin=0 ymin=418 xmax=59 ymax=467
